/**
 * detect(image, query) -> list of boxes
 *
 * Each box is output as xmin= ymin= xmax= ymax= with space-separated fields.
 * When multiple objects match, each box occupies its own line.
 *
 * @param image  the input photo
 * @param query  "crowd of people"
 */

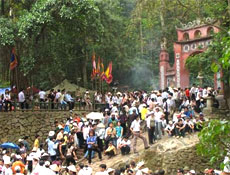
xmin=0 ymin=85 xmax=226 ymax=174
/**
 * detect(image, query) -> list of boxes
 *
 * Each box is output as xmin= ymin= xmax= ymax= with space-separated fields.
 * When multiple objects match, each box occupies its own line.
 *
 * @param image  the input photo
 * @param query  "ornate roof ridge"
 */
xmin=176 ymin=17 xmax=216 ymax=30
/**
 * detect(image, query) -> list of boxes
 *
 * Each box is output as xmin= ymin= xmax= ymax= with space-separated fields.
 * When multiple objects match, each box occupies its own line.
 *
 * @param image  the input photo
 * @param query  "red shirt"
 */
xmin=185 ymin=89 xmax=190 ymax=97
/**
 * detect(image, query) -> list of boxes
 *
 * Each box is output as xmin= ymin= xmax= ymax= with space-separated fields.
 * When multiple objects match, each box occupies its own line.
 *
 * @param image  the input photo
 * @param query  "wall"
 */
xmin=0 ymin=112 xmax=84 ymax=146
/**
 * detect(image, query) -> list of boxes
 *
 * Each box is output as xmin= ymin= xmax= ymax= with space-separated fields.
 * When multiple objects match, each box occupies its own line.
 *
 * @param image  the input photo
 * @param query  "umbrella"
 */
xmin=86 ymin=112 xmax=104 ymax=120
xmin=0 ymin=142 xmax=20 ymax=149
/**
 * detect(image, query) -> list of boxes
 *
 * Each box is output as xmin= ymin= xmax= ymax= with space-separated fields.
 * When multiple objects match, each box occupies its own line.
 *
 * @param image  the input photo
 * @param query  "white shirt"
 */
xmin=145 ymin=116 xmax=154 ymax=128
xmin=78 ymin=169 xmax=86 ymax=175
xmin=136 ymin=169 xmax=143 ymax=175
xmin=95 ymin=171 xmax=109 ymax=175
xmin=2 ymin=166 xmax=13 ymax=175
xmin=18 ymin=91 xmax=25 ymax=102
xmin=39 ymin=91 xmax=46 ymax=100
xmin=130 ymin=120 xmax=141 ymax=132
xmin=121 ymin=140 xmax=131 ymax=146
xmin=83 ymin=126 xmax=90 ymax=140
xmin=165 ymin=124 xmax=174 ymax=131
xmin=55 ymin=92 xmax=61 ymax=101
xmin=154 ymin=111 xmax=163 ymax=122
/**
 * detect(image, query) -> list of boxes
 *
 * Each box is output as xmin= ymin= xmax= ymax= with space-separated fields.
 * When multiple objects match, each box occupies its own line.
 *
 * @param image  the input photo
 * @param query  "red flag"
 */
xmin=91 ymin=53 xmax=97 ymax=79
xmin=10 ymin=48 xmax=18 ymax=70
xmin=102 ymin=62 xmax=113 ymax=84
xmin=96 ymin=57 xmax=101 ymax=75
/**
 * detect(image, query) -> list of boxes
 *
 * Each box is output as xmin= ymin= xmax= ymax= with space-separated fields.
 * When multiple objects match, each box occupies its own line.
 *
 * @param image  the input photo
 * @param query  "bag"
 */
xmin=150 ymin=118 xmax=155 ymax=128
xmin=92 ymin=143 xmax=98 ymax=149
xmin=105 ymin=135 xmax=111 ymax=142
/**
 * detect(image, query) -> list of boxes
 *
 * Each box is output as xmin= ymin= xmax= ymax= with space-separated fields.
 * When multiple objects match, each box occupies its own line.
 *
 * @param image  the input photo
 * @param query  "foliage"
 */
xmin=197 ymin=120 xmax=230 ymax=169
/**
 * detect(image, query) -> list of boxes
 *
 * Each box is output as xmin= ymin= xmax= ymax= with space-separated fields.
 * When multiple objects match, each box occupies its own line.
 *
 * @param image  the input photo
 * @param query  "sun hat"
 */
xmin=15 ymin=165 xmax=21 ymax=171
xmin=15 ymin=155 xmax=22 ymax=160
xmin=4 ymin=159 xmax=11 ymax=165
xmin=48 ymin=131 xmax=55 ymax=137
xmin=136 ymin=161 xmax=145 ymax=169
xmin=50 ymin=164 xmax=61 ymax=172
xmin=107 ymin=168 xmax=115 ymax=173
xmin=97 ymin=123 xmax=105 ymax=128
xmin=189 ymin=170 xmax=196 ymax=174
xmin=45 ymin=161 xmax=50 ymax=166
xmin=67 ymin=165 xmax=77 ymax=172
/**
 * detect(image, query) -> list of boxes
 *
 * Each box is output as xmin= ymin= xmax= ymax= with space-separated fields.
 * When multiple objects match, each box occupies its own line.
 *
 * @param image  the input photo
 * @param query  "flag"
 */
xmin=91 ymin=53 xmax=97 ymax=79
xmin=10 ymin=48 xmax=18 ymax=70
xmin=96 ymin=56 xmax=101 ymax=75
xmin=102 ymin=61 xmax=113 ymax=84
xmin=100 ymin=59 xmax=105 ymax=79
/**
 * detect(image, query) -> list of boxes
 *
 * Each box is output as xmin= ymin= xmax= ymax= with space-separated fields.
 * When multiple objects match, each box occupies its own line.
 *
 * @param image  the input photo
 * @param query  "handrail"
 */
xmin=0 ymin=101 xmax=107 ymax=112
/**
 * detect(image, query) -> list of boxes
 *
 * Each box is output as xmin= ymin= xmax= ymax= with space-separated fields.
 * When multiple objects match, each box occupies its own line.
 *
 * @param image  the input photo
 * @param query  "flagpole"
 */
xmin=15 ymin=66 xmax=19 ymax=91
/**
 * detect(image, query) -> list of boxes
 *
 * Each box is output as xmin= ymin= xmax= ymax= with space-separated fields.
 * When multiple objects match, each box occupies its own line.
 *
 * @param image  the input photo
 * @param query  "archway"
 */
xmin=188 ymin=51 xmax=214 ymax=87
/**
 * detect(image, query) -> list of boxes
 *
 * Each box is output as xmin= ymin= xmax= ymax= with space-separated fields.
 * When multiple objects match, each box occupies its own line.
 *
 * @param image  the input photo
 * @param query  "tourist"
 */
xmin=95 ymin=164 xmax=109 ymax=175
xmin=118 ymin=137 xmax=131 ymax=155
xmin=130 ymin=115 xmax=149 ymax=154
xmin=146 ymin=112 xmax=156 ymax=145
xmin=18 ymin=89 xmax=25 ymax=110
xmin=38 ymin=89 xmax=46 ymax=109
xmin=48 ymin=89 xmax=55 ymax=109
xmin=154 ymin=107 xmax=164 ymax=139
xmin=67 ymin=164 xmax=77 ymax=175
xmin=33 ymin=134 xmax=40 ymax=151
xmin=2 ymin=158 xmax=13 ymax=175
xmin=104 ymin=142 xmax=116 ymax=158
xmin=177 ymin=168 xmax=184 ymax=175
xmin=105 ymin=122 xmax=117 ymax=148
xmin=86 ymin=130 xmax=102 ymax=164
xmin=175 ymin=119 xmax=185 ymax=138
xmin=164 ymin=121 xmax=175 ymax=137
xmin=115 ymin=121 xmax=123 ymax=139
xmin=76 ymin=163 xmax=85 ymax=175
xmin=3 ymin=89 xmax=12 ymax=112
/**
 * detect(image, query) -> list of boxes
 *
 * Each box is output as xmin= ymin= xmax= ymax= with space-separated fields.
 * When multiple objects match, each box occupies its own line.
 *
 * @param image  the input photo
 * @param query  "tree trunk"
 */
xmin=1 ymin=0 xmax=4 ymax=15
xmin=228 ymin=0 xmax=230 ymax=18
xmin=82 ymin=52 xmax=88 ymax=88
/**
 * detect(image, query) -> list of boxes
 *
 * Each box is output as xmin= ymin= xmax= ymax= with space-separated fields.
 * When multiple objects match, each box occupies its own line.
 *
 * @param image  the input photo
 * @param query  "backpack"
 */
xmin=150 ymin=117 xmax=155 ymax=128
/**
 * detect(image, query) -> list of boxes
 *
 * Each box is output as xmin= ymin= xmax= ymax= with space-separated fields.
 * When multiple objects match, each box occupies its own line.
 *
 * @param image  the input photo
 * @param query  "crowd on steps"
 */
xmin=0 ymin=85 xmax=228 ymax=175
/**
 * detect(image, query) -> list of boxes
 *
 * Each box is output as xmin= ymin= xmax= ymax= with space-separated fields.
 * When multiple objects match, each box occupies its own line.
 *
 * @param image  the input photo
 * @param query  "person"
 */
xmin=38 ymin=89 xmax=46 ymax=109
xmin=105 ymin=122 xmax=117 ymax=148
xmin=115 ymin=121 xmax=123 ymax=139
xmin=76 ymin=163 xmax=85 ymax=175
xmin=46 ymin=137 xmax=56 ymax=161
xmin=18 ymin=89 xmax=25 ymax=110
xmin=104 ymin=142 xmax=116 ymax=158
xmin=95 ymin=164 xmax=109 ymax=175
xmin=48 ymin=89 xmax=55 ymax=109
xmin=130 ymin=115 xmax=149 ymax=154
xmin=177 ymin=168 xmax=184 ymax=175
xmin=86 ymin=130 xmax=102 ymax=164
xmin=65 ymin=92 xmax=75 ymax=110
xmin=65 ymin=143 xmax=77 ymax=166
xmin=164 ymin=121 xmax=175 ymax=137
xmin=4 ymin=89 xmax=12 ymax=112
xmin=118 ymin=137 xmax=131 ymax=155
xmin=184 ymin=118 xmax=194 ymax=134
xmin=175 ymin=119 xmax=185 ymax=138
xmin=11 ymin=155 xmax=25 ymax=174
xmin=146 ymin=113 xmax=156 ymax=145
xmin=67 ymin=165 xmax=77 ymax=175
xmin=2 ymin=159 xmax=13 ymax=175
xmin=33 ymin=135 xmax=40 ymax=151
xmin=154 ymin=107 xmax=164 ymax=139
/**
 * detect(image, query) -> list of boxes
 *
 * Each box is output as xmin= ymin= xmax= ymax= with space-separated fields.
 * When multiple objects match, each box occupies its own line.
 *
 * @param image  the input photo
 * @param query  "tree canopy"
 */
xmin=0 ymin=0 xmax=230 ymax=91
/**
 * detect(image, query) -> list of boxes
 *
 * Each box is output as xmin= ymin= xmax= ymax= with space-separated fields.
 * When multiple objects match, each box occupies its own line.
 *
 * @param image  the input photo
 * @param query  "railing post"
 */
xmin=14 ymin=101 xmax=16 ymax=112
